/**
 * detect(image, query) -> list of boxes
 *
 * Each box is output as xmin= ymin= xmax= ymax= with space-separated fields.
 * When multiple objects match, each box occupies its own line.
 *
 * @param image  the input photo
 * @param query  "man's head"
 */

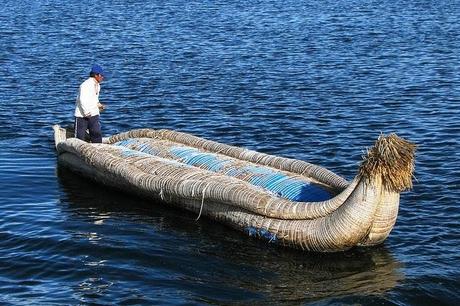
xmin=90 ymin=64 xmax=105 ymax=83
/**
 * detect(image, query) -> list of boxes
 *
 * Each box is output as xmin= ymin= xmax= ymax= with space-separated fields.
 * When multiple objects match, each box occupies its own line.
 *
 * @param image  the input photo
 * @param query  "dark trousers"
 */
xmin=75 ymin=116 xmax=102 ymax=143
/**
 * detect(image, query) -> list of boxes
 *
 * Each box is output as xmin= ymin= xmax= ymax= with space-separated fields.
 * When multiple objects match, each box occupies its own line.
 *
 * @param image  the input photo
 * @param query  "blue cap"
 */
xmin=90 ymin=64 xmax=104 ymax=75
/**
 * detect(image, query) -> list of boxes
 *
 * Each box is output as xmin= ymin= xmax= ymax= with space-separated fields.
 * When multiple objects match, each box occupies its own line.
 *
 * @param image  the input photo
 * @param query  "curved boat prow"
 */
xmin=357 ymin=134 xmax=416 ymax=246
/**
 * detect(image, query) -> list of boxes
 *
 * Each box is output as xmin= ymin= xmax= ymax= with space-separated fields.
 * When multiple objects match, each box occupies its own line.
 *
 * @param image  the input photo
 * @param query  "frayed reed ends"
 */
xmin=358 ymin=133 xmax=416 ymax=192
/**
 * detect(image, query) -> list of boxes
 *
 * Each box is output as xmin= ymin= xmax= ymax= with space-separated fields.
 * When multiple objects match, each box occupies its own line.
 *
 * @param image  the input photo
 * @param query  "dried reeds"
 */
xmin=358 ymin=133 xmax=416 ymax=192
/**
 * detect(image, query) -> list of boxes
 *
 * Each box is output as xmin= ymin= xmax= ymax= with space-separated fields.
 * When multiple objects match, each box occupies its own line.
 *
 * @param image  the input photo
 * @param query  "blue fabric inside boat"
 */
xmin=114 ymin=139 xmax=332 ymax=202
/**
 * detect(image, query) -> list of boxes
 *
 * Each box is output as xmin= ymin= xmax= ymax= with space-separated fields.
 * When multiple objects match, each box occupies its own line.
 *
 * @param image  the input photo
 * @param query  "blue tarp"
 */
xmin=114 ymin=140 xmax=332 ymax=202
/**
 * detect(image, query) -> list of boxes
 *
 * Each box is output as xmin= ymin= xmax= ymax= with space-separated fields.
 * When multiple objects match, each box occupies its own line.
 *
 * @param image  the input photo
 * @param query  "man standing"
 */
xmin=74 ymin=64 xmax=106 ymax=143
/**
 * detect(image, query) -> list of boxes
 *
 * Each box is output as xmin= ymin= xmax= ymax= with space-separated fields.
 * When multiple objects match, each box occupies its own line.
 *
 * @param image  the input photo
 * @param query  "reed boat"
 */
xmin=53 ymin=125 xmax=416 ymax=252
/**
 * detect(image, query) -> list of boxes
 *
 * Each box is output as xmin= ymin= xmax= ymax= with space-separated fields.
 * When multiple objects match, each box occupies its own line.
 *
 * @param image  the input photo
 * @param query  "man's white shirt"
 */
xmin=75 ymin=77 xmax=100 ymax=117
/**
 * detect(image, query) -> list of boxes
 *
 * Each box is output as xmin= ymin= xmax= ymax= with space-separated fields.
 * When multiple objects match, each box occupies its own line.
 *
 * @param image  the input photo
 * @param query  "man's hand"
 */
xmin=98 ymin=103 xmax=106 ymax=112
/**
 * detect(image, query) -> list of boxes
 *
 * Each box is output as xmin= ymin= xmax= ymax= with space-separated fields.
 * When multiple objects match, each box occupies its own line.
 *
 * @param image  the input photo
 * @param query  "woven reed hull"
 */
xmin=53 ymin=125 xmax=414 ymax=252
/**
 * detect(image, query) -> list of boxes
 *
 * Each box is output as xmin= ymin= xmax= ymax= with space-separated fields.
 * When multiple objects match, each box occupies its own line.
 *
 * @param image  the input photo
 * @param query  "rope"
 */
xmin=195 ymin=184 xmax=208 ymax=221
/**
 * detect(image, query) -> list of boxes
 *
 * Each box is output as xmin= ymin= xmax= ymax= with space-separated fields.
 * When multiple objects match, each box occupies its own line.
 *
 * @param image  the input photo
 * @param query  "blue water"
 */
xmin=1 ymin=0 xmax=459 ymax=305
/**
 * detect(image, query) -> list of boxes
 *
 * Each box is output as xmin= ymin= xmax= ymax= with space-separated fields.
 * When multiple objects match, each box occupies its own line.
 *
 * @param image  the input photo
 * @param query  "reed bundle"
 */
xmin=359 ymin=134 xmax=416 ymax=192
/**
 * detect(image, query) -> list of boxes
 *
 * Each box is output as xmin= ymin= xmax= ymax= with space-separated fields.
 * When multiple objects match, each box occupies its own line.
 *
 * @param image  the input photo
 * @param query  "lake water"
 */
xmin=1 ymin=0 xmax=459 ymax=305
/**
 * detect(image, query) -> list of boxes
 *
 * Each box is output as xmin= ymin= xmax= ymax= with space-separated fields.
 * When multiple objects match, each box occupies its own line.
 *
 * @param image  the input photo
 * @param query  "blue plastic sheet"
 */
xmin=114 ymin=140 xmax=332 ymax=202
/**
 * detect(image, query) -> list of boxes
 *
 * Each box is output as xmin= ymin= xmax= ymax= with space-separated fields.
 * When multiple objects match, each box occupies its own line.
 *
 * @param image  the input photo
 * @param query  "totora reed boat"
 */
xmin=53 ymin=125 xmax=416 ymax=252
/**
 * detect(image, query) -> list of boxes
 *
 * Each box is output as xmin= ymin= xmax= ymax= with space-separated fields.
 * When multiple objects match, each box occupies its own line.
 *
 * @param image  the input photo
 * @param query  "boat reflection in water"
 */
xmin=57 ymin=166 xmax=404 ymax=303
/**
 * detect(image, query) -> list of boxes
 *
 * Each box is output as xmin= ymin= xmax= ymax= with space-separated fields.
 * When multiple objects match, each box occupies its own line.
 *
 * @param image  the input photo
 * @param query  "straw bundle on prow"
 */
xmin=358 ymin=134 xmax=416 ymax=192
